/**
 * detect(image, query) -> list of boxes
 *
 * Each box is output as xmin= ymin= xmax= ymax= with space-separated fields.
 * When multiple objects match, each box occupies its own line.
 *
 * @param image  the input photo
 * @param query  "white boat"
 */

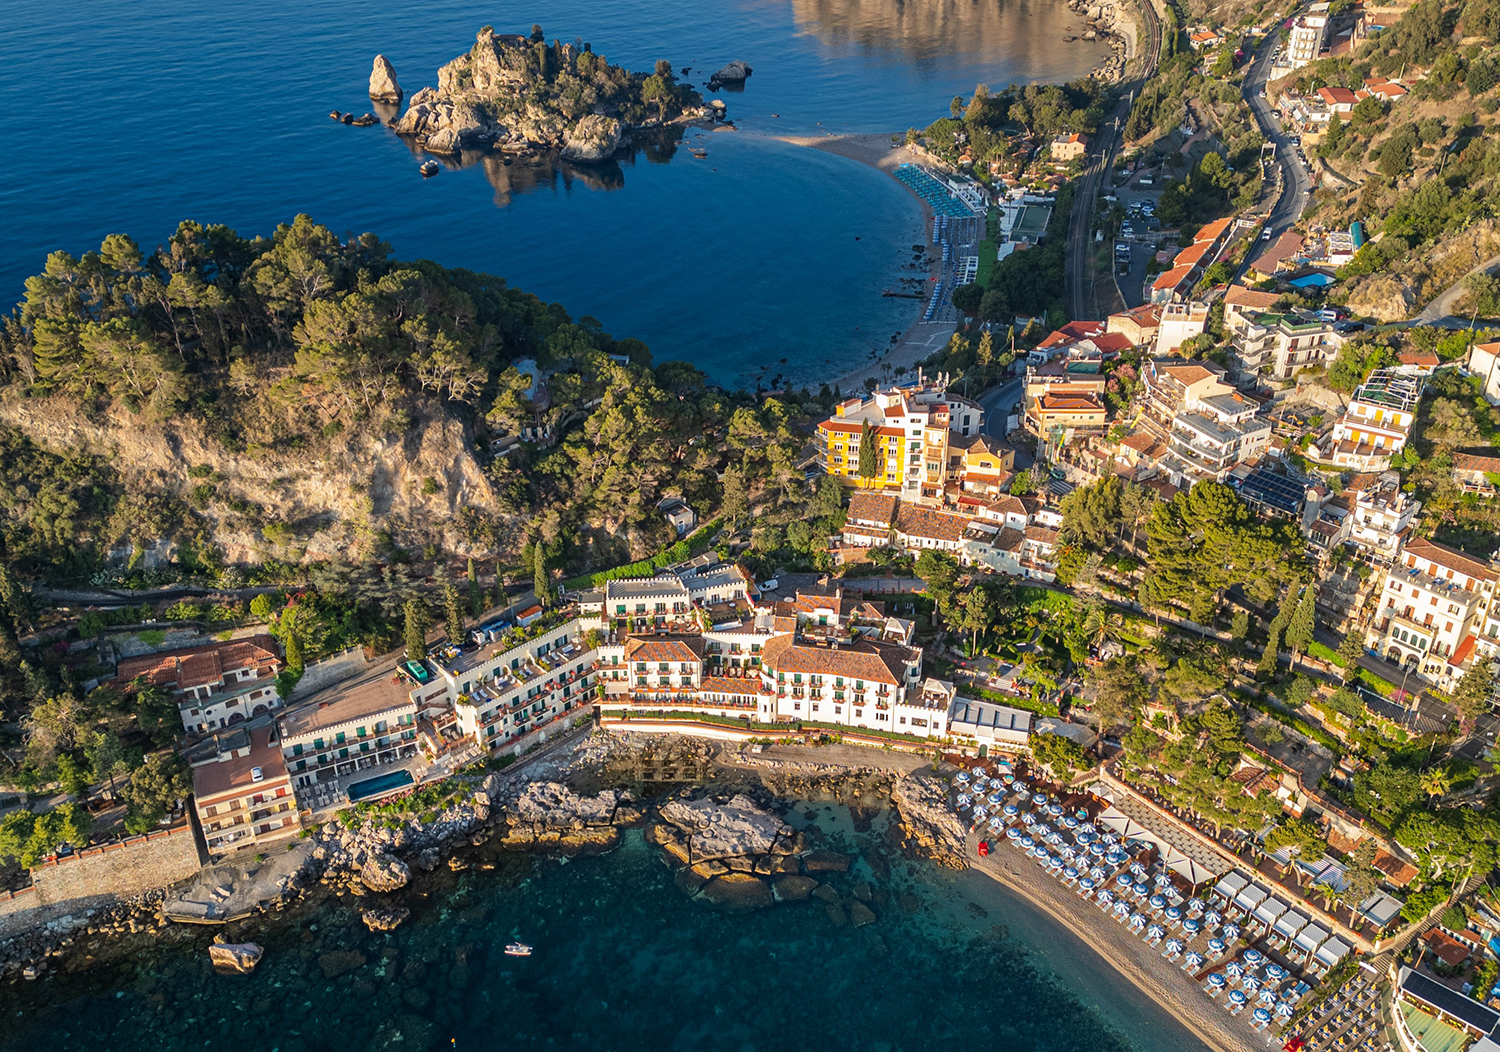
xmin=504 ymin=942 xmax=532 ymax=957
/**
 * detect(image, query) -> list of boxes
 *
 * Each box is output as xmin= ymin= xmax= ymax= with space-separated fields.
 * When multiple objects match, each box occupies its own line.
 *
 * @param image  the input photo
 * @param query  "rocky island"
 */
xmin=374 ymin=26 xmax=706 ymax=161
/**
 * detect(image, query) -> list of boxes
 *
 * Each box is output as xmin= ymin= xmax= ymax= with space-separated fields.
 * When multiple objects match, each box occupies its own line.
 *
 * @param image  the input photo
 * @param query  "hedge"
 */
xmin=973 ymin=686 xmax=1060 ymax=717
xmin=562 ymin=518 xmax=724 ymax=590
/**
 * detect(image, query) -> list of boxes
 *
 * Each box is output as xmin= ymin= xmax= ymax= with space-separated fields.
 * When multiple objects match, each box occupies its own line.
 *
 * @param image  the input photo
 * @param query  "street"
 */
xmin=1238 ymin=30 xmax=1313 ymax=277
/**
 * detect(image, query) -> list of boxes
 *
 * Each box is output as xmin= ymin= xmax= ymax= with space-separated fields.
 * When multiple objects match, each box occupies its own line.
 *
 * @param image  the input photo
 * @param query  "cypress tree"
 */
xmin=444 ymin=581 xmax=465 ymax=646
xmin=404 ymin=596 xmax=430 ymax=659
xmin=857 ymin=420 xmax=878 ymax=481
xmin=1286 ymin=587 xmax=1318 ymax=665
xmin=1336 ymin=628 xmax=1364 ymax=677
xmin=467 ymin=558 xmax=484 ymax=619
xmin=533 ymin=544 xmax=549 ymax=608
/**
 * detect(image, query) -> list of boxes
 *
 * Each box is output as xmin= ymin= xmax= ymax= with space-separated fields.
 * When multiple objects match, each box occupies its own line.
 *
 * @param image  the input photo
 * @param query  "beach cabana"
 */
xmin=1211 ymin=871 xmax=1249 ymax=907
xmin=1314 ymin=937 xmax=1350 ymax=970
xmin=1253 ymin=897 xmax=1290 ymax=929
xmin=1293 ymin=922 xmax=1331 ymax=959
xmin=1272 ymin=910 xmax=1308 ymax=944
xmin=1232 ymin=883 xmax=1269 ymax=916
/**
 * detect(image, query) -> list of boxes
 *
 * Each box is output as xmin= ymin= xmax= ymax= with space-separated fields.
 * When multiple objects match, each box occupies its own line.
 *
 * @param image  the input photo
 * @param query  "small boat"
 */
xmin=420 ymin=160 xmax=440 ymax=177
xmin=504 ymin=942 xmax=532 ymax=957
xmin=691 ymin=148 xmax=708 ymax=158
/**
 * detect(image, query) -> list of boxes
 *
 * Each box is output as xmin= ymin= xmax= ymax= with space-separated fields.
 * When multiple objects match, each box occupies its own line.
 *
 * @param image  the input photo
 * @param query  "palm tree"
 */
xmin=1421 ymin=765 xmax=1453 ymax=799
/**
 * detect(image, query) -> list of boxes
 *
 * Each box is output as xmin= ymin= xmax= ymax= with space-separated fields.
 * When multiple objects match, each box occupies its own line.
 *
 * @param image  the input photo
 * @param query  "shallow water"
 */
xmin=0 ymin=802 xmax=1210 ymax=1052
xmin=2 ymin=0 xmax=1110 ymax=387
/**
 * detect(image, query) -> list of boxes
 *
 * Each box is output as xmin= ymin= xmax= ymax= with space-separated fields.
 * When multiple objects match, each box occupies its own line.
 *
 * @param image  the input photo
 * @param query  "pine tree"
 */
xmin=466 ymin=558 xmax=484 ymax=619
xmin=1336 ymin=628 xmax=1365 ymax=679
xmin=977 ymin=331 xmax=995 ymax=371
xmin=403 ymin=596 xmax=430 ymax=659
xmin=283 ymin=629 xmax=304 ymax=673
xmin=444 ymin=581 xmax=465 ymax=646
xmin=1285 ymin=587 xmax=1318 ymax=665
xmin=1229 ymin=608 xmax=1250 ymax=641
xmin=1453 ymin=665 xmax=1497 ymax=723
xmin=1257 ymin=625 xmax=1281 ymax=679
xmin=857 ymin=420 xmax=878 ymax=481
xmin=533 ymin=544 xmax=550 ymax=608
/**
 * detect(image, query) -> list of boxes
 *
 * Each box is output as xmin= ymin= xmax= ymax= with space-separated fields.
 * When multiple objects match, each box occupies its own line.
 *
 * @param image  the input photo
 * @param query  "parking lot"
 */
xmin=1109 ymin=169 xmax=1164 ymax=308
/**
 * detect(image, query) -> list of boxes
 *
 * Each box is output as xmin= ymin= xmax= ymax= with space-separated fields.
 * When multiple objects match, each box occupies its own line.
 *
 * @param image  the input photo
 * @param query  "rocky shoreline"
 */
xmin=0 ymin=734 xmax=966 ymax=982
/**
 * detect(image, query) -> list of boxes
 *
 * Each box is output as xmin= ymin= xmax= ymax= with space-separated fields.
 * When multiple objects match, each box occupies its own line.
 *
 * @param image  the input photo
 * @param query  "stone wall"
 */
xmin=28 ymin=822 xmax=204 ymax=907
xmin=291 ymin=646 xmax=369 ymax=701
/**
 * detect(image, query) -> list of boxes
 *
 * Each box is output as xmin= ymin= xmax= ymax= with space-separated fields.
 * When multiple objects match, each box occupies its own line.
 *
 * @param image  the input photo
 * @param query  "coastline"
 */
xmin=970 ymin=842 xmax=1271 ymax=1052
xmin=776 ymin=132 xmax=960 ymax=393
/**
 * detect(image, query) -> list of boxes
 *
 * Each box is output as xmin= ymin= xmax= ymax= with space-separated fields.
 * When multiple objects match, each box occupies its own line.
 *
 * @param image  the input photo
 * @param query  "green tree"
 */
xmin=132 ymin=681 xmax=181 ymax=746
xmin=467 ymin=558 xmax=484 ymax=619
xmin=1342 ymin=839 xmax=1382 ymax=910
xmin=403 ymin=596 xmax=430 ymax=659
xmin=1453 ymin=665 xmax=1496 ymax=723
xmin=54 ymin=753 xmax=90 ymax=797
xmin=1031 ymin=731 xmax=1090 ymax=778
xmin=444 ymin=581 xmax=465 ymax=646
xmin=532 ymin=543 xmax=550 ymax=608
xmin=0 ymin=804 xmax=91 ymax=868
xmin=83 ymin=729 xmax=130 ymax=800
xmin=915 ymin=551 xmax=961 ymax=627
xmin=1336 ymin=629 xmax=1365 ymax=678
xmin=1229 ymin=608 xmax=1251 ymax=641
xmin=1087 ymin=657 xmax=1148 ymax=732
xmin=1058 ymin=476 xmax=1123 ymax=550
xmin=120 ymin=752 xmax=190 ymax=834
xmin=857 ymin=420 xmax=879 ymax=480
xmin=1256 ymin=625 xmax=1281 ymax=679
xmin=1421 ymin=764 xmax=1454 ymax=798
xmin=1285 ymin=586 xmax=1318 ymax=666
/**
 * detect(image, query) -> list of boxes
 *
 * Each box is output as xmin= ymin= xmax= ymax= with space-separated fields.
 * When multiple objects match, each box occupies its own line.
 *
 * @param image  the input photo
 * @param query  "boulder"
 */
xmin=425 ymin=127 xmax=462 ymax=155
xmin=560 ymin=115 xmax=624 ymax=163
xmin=696 ymin=873 xmax=774 ymax=911
xmin=811 ymin=884 xmax=841 ymax=904
xmin=360 ymin=854 xmax=410 ymax=893
xmin=416 ymin=848 xmax=441 ymax=872
xmin=361 ymin=906 xmax=411 ymax=932
xmin=853 ymin=882 xmax=873 ymax=904
xmin=772 ymin=876 xmax=819 ymax=903
xmin=658 ymin=795 xmax=783 ymax=861
xmin=849 ymin=901 xmax=877 ymax=928
xmin=369 ymin=55 xmax=403 ymax=103
xmin=710 ymin=60 xmax=753 ymax=85
xmin=800 ymin=849 xmax=852 ymax=873
xmin=318 ymin=950 xmax=367 ymax=979
xmin=824 ymin=902 xmax=848 ymax=926
xmin=208 ymin=941 xmax=263 ymax=975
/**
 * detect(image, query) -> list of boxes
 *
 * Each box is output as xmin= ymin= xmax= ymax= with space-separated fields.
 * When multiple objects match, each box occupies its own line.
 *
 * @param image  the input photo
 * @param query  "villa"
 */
xmin=113 ymin=635 xmax=284 ymax=736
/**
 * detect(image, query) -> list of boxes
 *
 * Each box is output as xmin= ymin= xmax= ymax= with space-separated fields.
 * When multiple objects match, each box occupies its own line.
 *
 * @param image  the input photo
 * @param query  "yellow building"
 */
xmin=816 ymin=376 xmax=983 ymax=497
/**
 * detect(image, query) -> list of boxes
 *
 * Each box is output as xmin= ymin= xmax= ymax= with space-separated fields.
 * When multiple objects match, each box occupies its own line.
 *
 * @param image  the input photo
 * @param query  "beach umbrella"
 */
xmin=1207 ymin=973 xmax=1227 ymax=989
xmin=1114 ymin=902 xmax=1132 ymax=919
xmin=1153 ymin=872 xmax=1171 ymax=886
xmin=1275 ymin=1004 xmax=1294 ymax=1019
xmin=1003 ymin=803 xmax=1019 ymax=816
xmin=1258 ymin=990 xmax=1278 ymax=1006
xmin=1133 ymin=882 xmax=1150 ymax=898
xmin=956 ymin=793 xmax=972 ymax=808
xmin=1020 ymin=836 xmax=1035 ymax=849
xmin=1006 ymin=827 xmax=1022 ymax=840
xmin=1165 ymin=939 xmax=1184 ymax=955
xmin=1147 ymin=924 xmax=1166 ymax=941
xmin=1226 ymin=961 xmax=1244 ymax=977
xmin=1244 ymin=949 xmax=1265 ymax=966
xmin=1075 ymin=831 xmax=1093 ymax=845
xmin=1047 ymin=834 xmax=1064 ymax=847
xmin=1223 ymin=924 xmax=1241 ymax=941
xmin=1064 ymin=866 xmax=1079 ymax=880
xmin=1229 ymin=990 xmax=1248 ymax=1006
xmin=1266 ymin=964 xmax=1288 ymax=981
xmin=1097 ymin=890 xmax=1114 ymax=906
xmin=1063 ymin=815 xmax=1080 ymax=829
xmin=972 ymin=805 xmax=988 ymax=820
xmin=954 ymin=771 xmax=970 ymax=784
xmin=1243 ymin=976 xmax=1263 ymax=993
xmin=1129 ymin=913 xmax=1147 ymax=931
xmin=1149 ymin=894 xmax=1167 ymax=911
xmin=1021 ymin=812 xmax=1037 ymax=826
xmin=1048 ymin=803 xmax=1065 ymax=816
xmin=1165 ymin=905 xmax=1182 ymax=922
xmin=1116 ymin=873 xmax=1133 ymax=887
xmin=1079 ymin=877 xmax=1096 ymax=891
xmin=1253 ymin=1008 xmax=1272 ymax=1024
xmin=1088 ymin=866 xmax=1106 ymax=881
xmin=988 ymin=791 xmax=1005 ymax=806
xmin=1129 ymin=862 xmax=1146 ymax=877
xmin=1103 ymin=833 xmax=1120 ymax=845
xmin=1032 ymin=793 xmax=1047 ymax=805
xmin=1208 ymin=938 xmax=1227 ymax=955
xmin=1106 ymin=850 xmax=1126 ymax=866
xmin=1186 ymin=952 xmax=1206 ymax=968
xmin=988 ymin=817 xmax=1005 ymax=831
xmin=1089 ymin=843 xmax=1106 ymax=857
xmin=1187 ymin=898 xmax=1205 ymax=915
xmin=1204 ymin=910 xmax=1222 ymax=927
xmin=1183 ymin=917 xmax=1201 ymax=935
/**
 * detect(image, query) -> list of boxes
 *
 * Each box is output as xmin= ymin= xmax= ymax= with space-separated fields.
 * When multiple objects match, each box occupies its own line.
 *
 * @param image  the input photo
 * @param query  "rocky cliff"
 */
xmin=368 ymin=55 xmax=403 ymax=103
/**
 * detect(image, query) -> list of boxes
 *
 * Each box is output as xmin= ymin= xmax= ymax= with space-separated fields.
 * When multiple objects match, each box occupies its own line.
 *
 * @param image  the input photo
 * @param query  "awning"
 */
xmin=1295 ymin=923 xmax=1331 ymax=954
xmin=1274 ymin=910 xmax=1309 ymax=940
xmin=1254 ymin=897 xmax=1291 ymax=926
xmin=1213 ymin=871 xmax=1249 ymax=902
xmin=1234 ymin=884 xmax=1269 ymax=912
xmin=1315 ymin=937 xmax=1350 ymax=967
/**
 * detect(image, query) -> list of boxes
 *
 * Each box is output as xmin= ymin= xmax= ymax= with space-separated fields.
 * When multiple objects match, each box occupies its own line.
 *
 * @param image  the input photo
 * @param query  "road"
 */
xmin=1237 ymin=30 xmax=1312 ymax=277
xmin=1413 ymin=250 xmax=1500 ymax=324
xmin=1064 ymin=0 xmax=1162 ymax=321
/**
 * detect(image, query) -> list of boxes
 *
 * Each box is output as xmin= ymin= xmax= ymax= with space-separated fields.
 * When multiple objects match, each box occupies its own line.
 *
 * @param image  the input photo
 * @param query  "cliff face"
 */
xmin=0 ymin=398 xmax=508 ymax=565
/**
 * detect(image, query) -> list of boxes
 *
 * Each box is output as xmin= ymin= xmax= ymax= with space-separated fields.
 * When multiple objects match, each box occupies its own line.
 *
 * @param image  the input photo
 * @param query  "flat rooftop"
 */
xmin=279 ymin=673 xmax=417 ymax=740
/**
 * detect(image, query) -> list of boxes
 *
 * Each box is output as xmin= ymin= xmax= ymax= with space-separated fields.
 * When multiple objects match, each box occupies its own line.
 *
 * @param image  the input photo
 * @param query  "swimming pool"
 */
xmin=347 ymin=769 xmax=414 ymax=802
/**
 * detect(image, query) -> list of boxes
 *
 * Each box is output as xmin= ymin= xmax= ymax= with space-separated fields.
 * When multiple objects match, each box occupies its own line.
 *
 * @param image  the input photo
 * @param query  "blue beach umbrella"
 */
xmin=1253 ymin=1008 xmax=1271 ymax=1024
xmin=956 ymin=793 xmax=972 ymax=808
xmin=1266 ymin=964 xmax=1287 ymax=981
xmin=954 ymin=771 xmax=970 ymax=783
xmin=1149 ymin=894 xmax=1167 ymax=911
xmin=1133 ymin=882 xmax=1150 ymax=898
xmin=1258 ymin=990 xmax=1278 ymax=1006
xmin=1165 ymin=939 xmax=1184 ymax=955
xmin=1182 ymin=917 xmax=1201 ymax=934
xmin=1063 ymin=815 xmax=1079 ymax=829
xmin=1185 ymin=952 xmax=1206 ymax=968
xmin=1207 ymin=973 xmax=1227 ymax=989
xmin=1244 ymin=949 xmax=1265 ymax=966
xmin=1064 ymin=866 xmax=1079 ymax=880
xmin=1088 ymin=867 xmax=1106 ymax=882
xmin=1208 ymin=937 xmax=1226 ymax=955
xmin=988 ymin=791 xmax=1005 ymax=805
xmin=1116 ymin=873 xmax=1133 ymax=887
xmin=1187 ymin=898 xmax=1205 ymax=915
xmin=1204 ymin=910 xmax=1222 ymax=927
xmin=1003 ymin=802 xmax=1019 ymax=816
xmin=1274 ymin=1003 xmax=1293 ymax=1019
xmin=1146 ymin=924 xmax=1166 ymax=941
xmin=1229 ymin=990 xmax=1247 ymax=1006
xmin=1079 ymin=877 xmax=1096 ymax=890
xmin=1165 ymin=906 xmax=1182 ymax=922
xmin=988 ymin=816 xmax=1005 ymax=831
xmin=1006 ymin=827 xmax=1022 ymax=840
xmin=1222 ymin=924 xmax=1241 ymax=941
xmin=1032 ymin=793 xmax=1047 ymax=805
xmin=1048 ymin=803 xmax=1065 ymax=816
xmin=1020 ymin=836 xmax=1035 ymax=849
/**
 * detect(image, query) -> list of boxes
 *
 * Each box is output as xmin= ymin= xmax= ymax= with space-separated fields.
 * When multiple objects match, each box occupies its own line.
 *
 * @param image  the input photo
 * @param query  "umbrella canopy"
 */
xmin=1047 ymin=833 xmax=1064 ymax=846
xmin=1187 ymin=897 xmax=1205 ymax=915
xmin=988 ymin=792 xmax=1005 ymax=805
xmin=1165 ymin=906 xmax=1182 ymax=922
xmin=1186 ymin=952 xmax=1206 ymax=968
xmin=1253 ymin=1008 xmax=1271 ymax=1023
xmin=1117 ymin=873 xmax=1133 ymax=887
xmin=1147 ymin=924 xmax=1166 ymax=940
xmin=1208 ymin=938 xmax=1226 ymax=954
xmin=1229 ymin=990 xmax=1247 ymax=1006
xmin=1205 ymin=910 xmax=1222 ymax=926
xmin=954 ymin=771 xmax=970 ymax=783
xmin=1097 ymin=890 xmax=1114 ymax=905
xmin=1243 ymin=976 xmax=1263 ymax=992
xmin=1064 ymin=866 xmax=1079 ymax=880
xmin=1165 ymin=939 xmax=1184 ymax=954
xmin=1113 ymin=902 xmax=1132 ymax=918
xmin=1149 ymin=894 xmax=1168 ymax=910
xmin=1207 ymin=973 xmax=1227 ymax=988
xmin=1222 ymin=924 xmax=1241 ymax=941
xmin=1003 ymin=803 xmax=1019 ymax=816
xmin=1244 ymin=949 xmax=1265 ymax=966
xmin=1106 ymin=850 xmax=1126 ymax=865
xmin=972 ymin=806 xmax=989 ymax=819
xmin=1183 ymin=917 xmax=1201 ymax=934
xmin=1047 ymin=803 xmax=1065 ymax=816
xmin=1133 ymin=883 xmax=1151 ymax=898
xmin=1130 ymin=863 xmax=1147 ymax=877
xmin=1006 ymin=827 xmax=1022 ymax=840
xmin=1226 ymin=961 xmax=1244 ymax=978
xmin=1258 ymin=990 xmax=1278 ymax=1006
xmin=956 ymin=793 xmax=972 ymax=808
xmin=1063 ymin=815 xmax=1080 ymax=829
xmin=1274 ymin=1004 xmax=1293 ymax=1019
xmin=1079 ymin=877 xmax=1096 ymax=890
xmin=988 ymin=816 xmax=1005 ymax=831
xmin=1032 ymin=793 xmax=1047 ymax=805
xmin=1266 ymin=964 xmax=1287 ymax=981
xmin=1020 ymin=836 xmax=1035 ymax=849
xmin=1089 ymin=843 xmax=1106 ymax=857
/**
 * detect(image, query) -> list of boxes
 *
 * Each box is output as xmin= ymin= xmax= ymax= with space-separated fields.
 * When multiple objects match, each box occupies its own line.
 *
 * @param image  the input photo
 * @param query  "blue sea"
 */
xmin=0 ymin=801 xmax=1211 ymax=1052
xmin=0 ymin=0 xmax=1111 ymax=388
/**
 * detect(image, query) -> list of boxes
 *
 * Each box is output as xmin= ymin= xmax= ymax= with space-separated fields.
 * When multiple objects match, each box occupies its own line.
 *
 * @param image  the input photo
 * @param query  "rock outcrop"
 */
xmin=709 ymin=60 xmax=753 ymax=86
xmin=208 ymin=940 xmax=263 ymax=974
xmin=362 ymin=905 xmax=411 ymax=931
xmin=499 ymin=782 xmax=638 ymax=851
xmin=360 ymin=854 xmax=411 ymax=893
xmin=891 ymin=773 xmax=968 ymax=869
xmin=560 ymin=115 xmax=624 ymax=163
xmin=369 ymin=55 xmax=403 ymax=103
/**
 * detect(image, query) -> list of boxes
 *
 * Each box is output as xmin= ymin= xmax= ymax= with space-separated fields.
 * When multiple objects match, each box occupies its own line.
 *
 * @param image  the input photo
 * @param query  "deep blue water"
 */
xmin=0 ymin=802 xmax=1210 ymax=1052
xmin=1 ymin=0 xmax=1110 ymax=387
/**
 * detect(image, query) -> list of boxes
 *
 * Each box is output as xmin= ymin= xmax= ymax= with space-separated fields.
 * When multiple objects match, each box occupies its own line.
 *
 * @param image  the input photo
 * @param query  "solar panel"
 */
xmin=1240 ymin=470 xmax=1303 ymax=515
xmin=1401 ymin=967 xmax=1500 ymax=1035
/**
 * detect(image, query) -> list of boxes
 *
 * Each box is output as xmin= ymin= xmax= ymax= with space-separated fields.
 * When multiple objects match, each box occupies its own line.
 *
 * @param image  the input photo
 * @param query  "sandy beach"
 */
xmin=774 ymin=132 xmax=963 ymax=393
xmin=972 ymin=840 xmax=1274 ymax=1052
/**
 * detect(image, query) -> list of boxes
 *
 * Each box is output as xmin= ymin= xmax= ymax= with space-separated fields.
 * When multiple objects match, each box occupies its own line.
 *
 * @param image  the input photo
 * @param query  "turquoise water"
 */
xmin=0 ymin=802 xmax=1210 ymax=1052
xmin=347 ymin=770 xmax=416 ymax=801
xmin=0 ymin=0 xmax=1109 ymax=388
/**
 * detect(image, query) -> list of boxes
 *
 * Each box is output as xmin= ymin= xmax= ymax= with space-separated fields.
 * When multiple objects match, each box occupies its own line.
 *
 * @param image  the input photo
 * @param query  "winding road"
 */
xmin=1238 ymin=30 xmax=1313 ymax=271
xmin=1065 ymin=0 xmax=1162 ymax=321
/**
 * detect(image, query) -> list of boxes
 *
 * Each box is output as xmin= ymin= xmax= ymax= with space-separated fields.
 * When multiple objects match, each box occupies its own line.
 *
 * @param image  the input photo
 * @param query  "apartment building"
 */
xmin=1051 ymin=133 xmax=1089 ymax=162
xmin=1139 ymin=358 xmax=1236 ymax=433
xmin=113 ymin=635 xmax=283 ymax=736
xmin=893 ymin=503 xmax=972 ymax=553
xmin=1222 ymin=285 xmax=1283 ymax=338
xmin=189 ymin=725 xmax=299 ymax=858
xmin=1469 ymin=341 xmax=1500 ymax=406
xmin=1287 ymin=3 xmax=1330 ymax=69
xmin=1107 ymin=303 xmax=1164 ymax=347
xmin=1368 ymin=537 xmax=1499 ymax=691
xmin=1230 ymin=312 xmax=1339 ymax=382
xmin=1313 ymin=369 xmax=1421 ymax=471
xmin=956 ymin=435 xmax=1016 ymax=499
xmin=1026 ymin=385 xmax=1109 ymax=436
xmin=1346 ymin=472 xmax=1421 ymax=563
xmin=758 ymin=632 xmax=937 ymax=735
xmin=277 ymin=676 xmax=421 ymax=789
xmin=1161 ymin=404 xmax=1272 ymax=486
xmin=1154 ymin=302 xmax=1210 ymax=355
xmin=816 ymin=374 xmax=983 ymax=496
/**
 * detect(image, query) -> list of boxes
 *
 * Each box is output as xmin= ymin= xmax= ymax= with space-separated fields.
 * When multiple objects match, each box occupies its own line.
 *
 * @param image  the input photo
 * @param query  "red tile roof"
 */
xmin=1194 ymin=217 xmax=1234 ymax=244
xmin=759 ymin=635 xmax=912 ymax=685
xmin=846 ymin=491 xmax=899 ymax=526
xmin=1224 ymin=285 xmax=1281 ymax=310
xmin=114 ymin=635 xmax=281 ymax=692
xmin=894 ymin=504 xmax=971 ymax=543
xmin=1152 ymin=264 xmax=1195 ymax=291
xmin=623 ymin=636 xmax=705 ymax=664
xmin=1404 ymin=537 xmax=1498 ymax=583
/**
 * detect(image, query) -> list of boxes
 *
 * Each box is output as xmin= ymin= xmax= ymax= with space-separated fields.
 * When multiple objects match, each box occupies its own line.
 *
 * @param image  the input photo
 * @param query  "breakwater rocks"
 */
xmin=498 ymin=781 xmax=644 ymax=851
xmin=1066 ymin=0 xmax=1131 ymax=81
xmin=891 ymin=773 xmax=969 ymax=869
xmin=0 ymin=888 xmax=172 ymax=983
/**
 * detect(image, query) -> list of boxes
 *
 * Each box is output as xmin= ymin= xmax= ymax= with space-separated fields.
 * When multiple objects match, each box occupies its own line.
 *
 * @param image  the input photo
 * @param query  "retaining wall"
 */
xmin=291 ymin=646 xmax=369 ymax=701
xmin=28 ymin=822 xmax=204 ymax=907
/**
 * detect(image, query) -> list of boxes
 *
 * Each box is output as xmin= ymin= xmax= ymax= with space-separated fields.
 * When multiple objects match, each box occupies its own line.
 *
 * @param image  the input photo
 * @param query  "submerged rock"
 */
xmin=362 ymin=906 xmax=411 ymax=932
xmin=801 ymin=849 xmax=852 ymax=873
xmin=773 ymin=875 xmax=819 ymax=903
xmin=369 ymin=54 xmax=403 ymax=103
xmin=208 ymin=941 xmax=263 ymax=975
xmin=318 ymin=949 xmax=368 ymax=979
xmin=697 ymin=872 xmax=774 ymax=911
xmin=849 ymin=901 xmax=877 ymax=928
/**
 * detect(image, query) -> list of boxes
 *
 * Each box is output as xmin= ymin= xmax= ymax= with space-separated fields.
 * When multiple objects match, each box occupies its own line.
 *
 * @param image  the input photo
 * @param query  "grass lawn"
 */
xmin=976 ymin=240 xmax=997 ymax=286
